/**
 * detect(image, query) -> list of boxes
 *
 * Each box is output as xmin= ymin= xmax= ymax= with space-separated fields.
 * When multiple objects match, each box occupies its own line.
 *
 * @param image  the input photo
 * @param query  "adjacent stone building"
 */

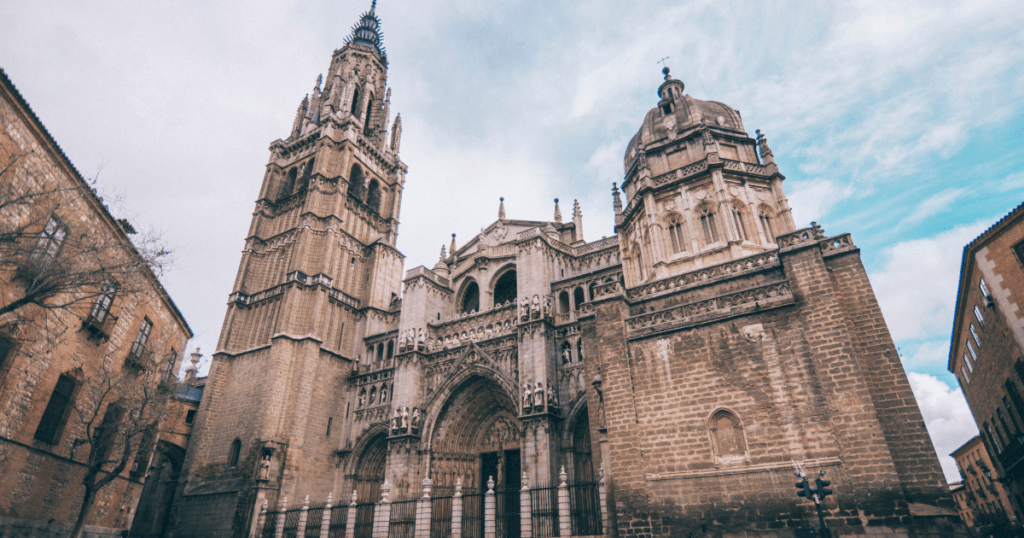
xmin=0 ymin=68 xmax=193 ymax=536
xmin=950 ymin=201 xmax=1024 ymax=525
xmin=951 ymin=435 xmax=1015 ymax=529
xmin=170 ymin=4 xmax=962 ymax=537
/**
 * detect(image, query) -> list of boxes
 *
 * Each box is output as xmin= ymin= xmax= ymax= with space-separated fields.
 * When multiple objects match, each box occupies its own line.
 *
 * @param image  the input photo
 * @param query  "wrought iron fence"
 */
xmin=304 ymin=501 xmax=327 ymax=538
xmin=568 ymin=482 xmax=602 ymax=536
xmin=530 ymin=486 xmax=560 ymax=538
xmin=388 ymin=499 xmax=418 ymax=538
xmin=354 ymin=502 xmax=376 ymax=538
xmin=282 ymin=507 xmax=302 ymax=538
xmin=494 ymin=489 xmax=519 ymax=538
xmin=328 ymin=504 xmax=349 ymax=538
xmin=260 ymin=510 xmax=279 ymax=538
xmin=461 ymin=492 xmax=483 ymax=538
xmin=429 ymin=495 xmax=453 ymax=538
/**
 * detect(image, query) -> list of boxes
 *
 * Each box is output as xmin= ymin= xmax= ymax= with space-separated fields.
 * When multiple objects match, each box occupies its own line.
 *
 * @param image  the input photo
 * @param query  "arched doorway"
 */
xmin=428 ymin=374 xmax=520 ymax=537
xmin=127 ymin=442 xmax=185 ymax=538
xmin=353 ymin=432 xmax=388 ymax=503
xmin=572 ymin=410 xmax=595 ymax=483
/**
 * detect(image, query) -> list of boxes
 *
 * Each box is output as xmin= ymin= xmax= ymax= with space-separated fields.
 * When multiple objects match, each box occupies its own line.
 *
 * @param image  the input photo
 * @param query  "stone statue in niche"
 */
xmin=391 ymin=408 xmax=401 ymax=433
xmin=417 ymin=328 xmax=425 ymax=349
xmin=522 ymin=383 xmax=532 ymax=412
xmin=398 ymin=331 xmax=407 ymax=350
xmin=358 ymin=390 xmax=366 ymax=408
xmin=577 ymin=340 xmax=584 ymax=362
xmin=380 ymin=385 xmax=388 ymax=402
xmin=544 ymin=296 xmax=552 ymax=316
xmin=411 ymin=407 xmax=421 ymax=431
xmin=401 ymin=407 xmax=409 ymax=431
xmin=534 ymin=382 xmax=545 ymax=412
xmin=531 ymin=295 xmax=540 ymax=318
xmin=562 ymin=345 xmax=572 ymax=365
xmin=257 ymin=455 xmax=271 ymax=481
xmin=520 ymin=297 xmax=529 ymax=321
xmin=547 ymin=387 xmax=558 ymax=410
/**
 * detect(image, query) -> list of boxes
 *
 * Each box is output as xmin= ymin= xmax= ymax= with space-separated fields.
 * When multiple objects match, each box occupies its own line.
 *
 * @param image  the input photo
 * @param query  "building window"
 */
xmin=326 ymin=417 xmax=333 ymax=437
xmin=709 ymin=410 xmax=746 ymax=459
xmin=33 ymin=374 xmax=79 ymax=444
xmin=574 ymin=287 xmax=585 ymax=310
xmin=94 ymin=403 xmax=126 ymax=464
xmin=988 ymin=423 xmax=1003 ymax=453
xmin=974 ymin=306 xmax=985 ymax=327
xmin=185 ymin=410 xmax=196 ymax=424
xmin=668 ymin=219 xmax=685 ymax=254
xmin=660 ymin=102 xmax=673 ymax=115
xmin=228 ymin=438 xmax=241 ymax=466
xmin=559 ymin=291 xmax=570 ymax=314
xmin=87 ymin=279 xmax=119 ymax=326
xmin=730 ymin=206 xmax=748 ymax=241
xmin=366 ymin=179 xmax=382 ymax=212
xmin=971 ymin=324 xmax=982 ymax=347
xmin=759 ymin=211 xmax=775 ymax=243
xmin=968 ymin=341 xmax=978 ymax=363
xmin=980 ymin=278 xmax=991 ymax=299
xmin=30 ymin=216 xmax=68 ymax=265
xmin=699 ymin=208 xmax=719 ymax=244
xmin=460 ymin=281 xmax=480 ymax=314
xmin=964 ymin=354 xmax=973 ymax=373
xmin=127 ymin=318 xmax=153 ymax=367
xmin=961 ymin=365 xmax=971 ymax=385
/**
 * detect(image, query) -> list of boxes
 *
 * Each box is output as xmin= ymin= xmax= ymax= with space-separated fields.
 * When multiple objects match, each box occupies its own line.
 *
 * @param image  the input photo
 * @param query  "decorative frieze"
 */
xmin=626 ymin=252 xmax=780 ymax=300
xmin=625 ymin=281 xmax=793 ymax=337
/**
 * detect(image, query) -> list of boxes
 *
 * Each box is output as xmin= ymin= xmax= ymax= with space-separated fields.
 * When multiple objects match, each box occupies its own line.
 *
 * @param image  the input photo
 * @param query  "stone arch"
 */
xmin=757 ymin=203 xmax=777 ymax=244
xmin=558 ymin=291 xmax=570 ymax=314
xmin=349 ymin=164 xmax=365 ymax=200
xmin=280 ymin=168 xmax=297 ymax=199
xmin=423 ymin=369 xmax=521 ymax=491
xmin=490 ymin=265 xmax=517 ymax=307
xmin=457 ymin=279 xmax=480 ymax=314
xmin=728 ymin=203 xmax=752 ymax=242
xmin=128 ymin=441 xmax=187 ymax=538
xmin=363 ymin=91 xmax=376 ymax=135
xmin=228 ymin=438 xmax=241 ymax=467
xmin=707 ymin=408 xmax=748 ymax=463
xmin=695 ymin=203 xmax=721 ymax=246
xmin=573 ymin=287 xmax=585 ymax=310
xmin=662 ymin=211 xmax=689 ymax=255
xmin=350 ymin=425 xmax=389 ymax=503
xmin=366 ymin=179 xmax=382 ymax=212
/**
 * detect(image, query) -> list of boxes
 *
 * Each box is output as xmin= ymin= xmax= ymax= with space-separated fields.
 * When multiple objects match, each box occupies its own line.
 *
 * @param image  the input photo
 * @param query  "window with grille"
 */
xmin=961 ymin=364 xmax=971 ymax=385
xmin=94 ymin=403 xmax=125 ymax=464
xmin=730 ymin=206 xmax=747 ymax=241
xmin=968 ymin=342 xmax=978 ymax=363
xmin=30 ymin=216 xmax=67 ymax=265
xmin=759 ymin=211 xmax=775 ymax=243
xmin=980 ymin=278 xmax=991 ymax=298
xmin=971 ymin=324 xmax=982 ymax=347
xmin=34 ymin=374 xmax=79 ymax=444
xmin=668 ymin=219 xmax=685 ymax=253
xmin=87 ymin=280 xmax=118 ymax=326
xmin=699 ymin=209 xmax=719 ymax=244
xmin=974 ymin=306 xmax=985 ymax=327
xmin=127 ymin=319 xmax=153 ymax=368
xmin=964 ymin=354 xmax=973 ymax=373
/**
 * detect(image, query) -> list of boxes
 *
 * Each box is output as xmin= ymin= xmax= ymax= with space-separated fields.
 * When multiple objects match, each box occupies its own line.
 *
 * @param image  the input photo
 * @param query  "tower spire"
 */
xmin=553 ymin=198 xmax=562 ymax=223
xmin=346 ymin=0 xmax=387 ymax=66
xmin=498 ymin=197 xmax=506 ymax=220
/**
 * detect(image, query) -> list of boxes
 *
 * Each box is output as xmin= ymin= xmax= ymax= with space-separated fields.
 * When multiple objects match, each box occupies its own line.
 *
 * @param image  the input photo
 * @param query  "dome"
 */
xmin=624 ymin=75 xmax=746 ymax=173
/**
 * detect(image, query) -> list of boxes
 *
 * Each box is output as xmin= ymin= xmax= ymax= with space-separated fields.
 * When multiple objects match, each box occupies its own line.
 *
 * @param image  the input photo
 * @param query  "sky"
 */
xmin=3 ymin=0 xmax=1023 ymax=483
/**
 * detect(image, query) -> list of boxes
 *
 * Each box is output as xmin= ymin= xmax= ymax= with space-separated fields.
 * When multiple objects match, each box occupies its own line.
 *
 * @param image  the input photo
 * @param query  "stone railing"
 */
xmin=572 ymin=235 xmax=619 ymax=256
xmin=229 ymin=285 xmax=285 ymax=307
xmin=777 ymin=224 xmax=825 ymax=250
xmin=578 ymin=302 xmax=595 ymax=317
xmin=652 ymin=158 xmax=710 ymax=187
xmin=429 ymin=302 xmax=519 ymax=348
xmin=722 ymin=159 xmax=771 ymax=176
xmin=404 ymin=266 xmax=450 ymax=288
xmin=626 ymin=281 xmax=793 ymax=334
xmin=592 ymin=280 xmax=623 ymax=300
xmin=478 ymin=244 xmax=517 ymax=258
xmin=230 ymin=271 xmax=360 ymax=309
xmin=819 ymin=233 xmax=856 ymax=256
xmin=626 ymin=251 xmax=780 ymax=300
xmin=517 ymin=227 xmax=541 ymax=241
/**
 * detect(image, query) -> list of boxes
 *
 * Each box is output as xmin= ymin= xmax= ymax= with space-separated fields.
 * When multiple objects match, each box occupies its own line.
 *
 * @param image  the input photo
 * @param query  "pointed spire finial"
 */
xmin=498 ymin=197 xmax=506 ymax=220
xmin=450 ymin=233 xmax=457 ymax=254
xmin=553 ymin=198 xmax=562 ymax=223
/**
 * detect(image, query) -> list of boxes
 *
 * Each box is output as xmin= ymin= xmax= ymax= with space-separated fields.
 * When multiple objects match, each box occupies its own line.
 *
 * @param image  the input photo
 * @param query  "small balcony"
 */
xmin=82 ymin=313 xmax=116 ymax=342
xmin=124 ymin=346 xmax=151 ymax=371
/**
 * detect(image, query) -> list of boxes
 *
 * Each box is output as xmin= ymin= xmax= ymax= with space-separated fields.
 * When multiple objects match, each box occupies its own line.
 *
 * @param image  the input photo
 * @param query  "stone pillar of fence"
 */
xmin=484 ymin=476 xmax=496 ymax=538
xmin=520 ymin=473 xmax=532 ymax=538
xmin=452 ymin=478 xmax=463 ymax=538
xmin=372 ymin=481 xmax=392 ymax=538
xmin=298 ymin=495 xmax=309 ymax=538
xmin=320 ymin=493 xmax=333 ymax=538
xmin=557 ymin=467 xmax=571 ymax=538
xmin=345 ymin=491 xmax=358 ymax=538
xmin=276 ymin=498 xmax=288 ymax=538
xmin=255 ymin=501 xmax=268 ymax=538
xmin=415 ymin=478 xmax=432 ymax=538
xmin=599 ymin=467 xmax=610 ymax=536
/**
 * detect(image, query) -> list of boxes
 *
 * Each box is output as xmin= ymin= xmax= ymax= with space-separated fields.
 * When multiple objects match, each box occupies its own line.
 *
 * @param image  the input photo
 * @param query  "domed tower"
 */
xmin=615 ymin=67 xmax=795 ymax=287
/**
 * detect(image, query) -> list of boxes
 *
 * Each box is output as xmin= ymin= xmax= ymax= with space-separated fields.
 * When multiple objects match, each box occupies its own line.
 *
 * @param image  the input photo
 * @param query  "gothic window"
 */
xmin=493 ymin=270 xmax=517 ymax=306
xmin=87 ymin=279 xmax=118 ymax=327
xmin=699 ymin=208 xmax=719 ymax=245
xmin=366 ymin=180 xmax=382 ymax=212
xmin=349 ymin=165 xmax=365 ymax=200
xmin=351 ymin=87 xmax=361 ymax=116
xmin=559 ymin=291 xmax=570 ymax=314
xmin=730 ymin=206 xmax=748 ymax=241
xmin=759 ymin=210 xmax=775 ymax=243
xmin=30 ymin=216 xmax=67 ymax=266
xmin=461 ymin=281 xmax=480 ymax=314
xmin=33 ymin=373 xmax=79 ymax=444
xmin=386 ymin=340 xmax=394 ymax=361
xmin=229 ymin=438 xmax=241 ymax=466
xmin=574 ymin=287 xmax=585 ymax=310
xmin=282 ymin=168 xmax=297 ymax=198
xmin=709 ymin=410 xmax=745 ymax=460
xmin=376 ymin=343 xmax=384 ymax=365
xmin=667 ymin=218 xmax=686 ymax=254
xmin=363 ymin=92 xmax=375 ymax=136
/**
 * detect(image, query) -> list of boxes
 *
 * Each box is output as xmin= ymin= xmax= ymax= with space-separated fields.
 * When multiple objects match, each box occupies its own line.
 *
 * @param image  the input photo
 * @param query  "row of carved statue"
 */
xmin=390 ymin=406 xmax=423 ymax=435
xmin=521 ymin=382 xmax=558 ymax=415
xmin=397 ymin=328 xmax=426 ymax=352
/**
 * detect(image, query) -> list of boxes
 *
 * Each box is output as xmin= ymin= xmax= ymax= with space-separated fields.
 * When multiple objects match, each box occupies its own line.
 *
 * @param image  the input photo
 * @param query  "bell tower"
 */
xmin=171 ymin=3 xmax=408 ymax=535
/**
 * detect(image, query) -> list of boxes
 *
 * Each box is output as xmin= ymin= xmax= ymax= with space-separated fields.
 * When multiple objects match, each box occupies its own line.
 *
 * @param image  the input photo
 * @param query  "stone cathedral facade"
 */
xmin=168 ymin=4 xmax=963 ymax=537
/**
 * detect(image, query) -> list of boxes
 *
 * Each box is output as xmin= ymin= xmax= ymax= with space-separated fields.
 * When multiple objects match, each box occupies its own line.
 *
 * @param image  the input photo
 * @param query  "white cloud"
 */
xmin=898 ymin=188 xmax=966 ymax=228
xmin=902 ymin=340 xmax=951 ymax=370
xmin=908 ymin=372 xmax=977 ymax=483
xmin=872 ymin=221 xmax=990 ymax=342
xmin=786 ymin=179 xmax=854 ymax=226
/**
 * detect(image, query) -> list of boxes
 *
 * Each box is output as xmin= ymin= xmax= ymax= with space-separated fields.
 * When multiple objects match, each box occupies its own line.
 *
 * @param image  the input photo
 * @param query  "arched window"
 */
xmin=366 ymin=180 xmax=381 ymax=212
xmin=577 ymin=339 xmax=584 ymax=362
xmin=228 ymin=438 xmax=241 ymax=467
xmin=632 ymin=243 xmax=647 ymax=281
xmin=363 ymin=92 xmax=375 ymax=136
xmin=493 ymin=270 xmax=517 ymax=306
xmin=730 ymin=206 xmax=748 ymax=241
xmin=351 ymin=87 xmax=362 ymax=116
xmin=461 ymin=281 xmax=480 ymax=314
xmin=559 ymin=291 xmax=570 ymax=314
xmin=573 ymin=288 xmax=585 ymax=310
xmin=588 ymin=282 xmax=597 ymax=301
xmin=699 ymin=208 xmax=719 ymax=245
xmin=759 ymin=210 xmax=775 ymax=243
xmin=386 ymin=340 xmax=394 ymax=361
xmin=376 ymin=343 xmax=384 ymax=365
xmin=280 ymin=168 xmax=297 ymax=199
xmin=667 ymin=218 xmax=686 ymax=254
xmin=349 ymin=165 xmax=365 ymax=200
xmin=709 ymin=410 xmax=745 ymax=460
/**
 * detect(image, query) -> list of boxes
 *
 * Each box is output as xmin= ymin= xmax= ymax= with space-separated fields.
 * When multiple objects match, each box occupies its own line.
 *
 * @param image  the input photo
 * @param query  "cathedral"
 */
xmin=168 ymin=4 xmax=963 ymax=537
